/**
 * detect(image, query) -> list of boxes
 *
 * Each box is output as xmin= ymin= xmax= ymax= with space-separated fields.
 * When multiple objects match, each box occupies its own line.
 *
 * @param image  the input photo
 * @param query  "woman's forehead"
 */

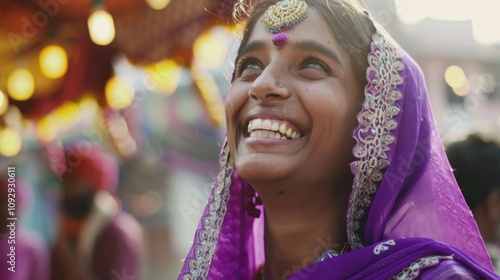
xmin=245 ymin=8 xmax=346 ymax=59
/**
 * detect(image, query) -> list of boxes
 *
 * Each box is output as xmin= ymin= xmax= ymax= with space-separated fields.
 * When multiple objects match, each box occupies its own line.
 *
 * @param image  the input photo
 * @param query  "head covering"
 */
xmin=179 ymin=2 xmax=496 ymax=279
xmin=62 ymin=141 xmax=119 ymax=193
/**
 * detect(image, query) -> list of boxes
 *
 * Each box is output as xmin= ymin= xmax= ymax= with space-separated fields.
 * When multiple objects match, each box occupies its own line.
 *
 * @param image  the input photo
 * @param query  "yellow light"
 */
xmin=54 ymin=102 xmax=80 ymax=127
xmin=105 ymin=76 xmax=135 ymax=109
xmin=193 ymin=31 xmax=228 ymax=69
xmin=0 ymin=90 xmax=8 ymax=115
xmin=88 ymin=9 xmax=115 ymax=46
xmin=144 ymin=59 xmax=181 ymax=95
xmin=39 ymin=45 xmax=68 ymax=79
xmin=37 ymin=115 xmax=61 ymax=143
xmin=0 ymin=128 xmax=22 ymax=157
xmin=444 ymin=65 xmax=466 ymax=89
xmin=452 ymin=78 xmax=470 ymax=97
xmin=145 ymin=0 xmax=171 ymax=10
xmin=7 ymin=69 xmax=35 ymax=101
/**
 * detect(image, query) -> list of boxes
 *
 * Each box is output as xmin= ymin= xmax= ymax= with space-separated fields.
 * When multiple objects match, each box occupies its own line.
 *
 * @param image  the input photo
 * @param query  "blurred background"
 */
xmin=0 ymin=0 xmax=499 ymax=279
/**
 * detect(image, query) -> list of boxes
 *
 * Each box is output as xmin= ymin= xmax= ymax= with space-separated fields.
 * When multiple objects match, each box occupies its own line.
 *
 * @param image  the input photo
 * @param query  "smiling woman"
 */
xmin=179 ymin=0 xmax=499 ymax=279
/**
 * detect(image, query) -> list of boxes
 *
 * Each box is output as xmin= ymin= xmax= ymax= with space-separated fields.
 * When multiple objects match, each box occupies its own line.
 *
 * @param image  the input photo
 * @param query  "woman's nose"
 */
xmin=248 ymin=68 xmax=290 ymax=102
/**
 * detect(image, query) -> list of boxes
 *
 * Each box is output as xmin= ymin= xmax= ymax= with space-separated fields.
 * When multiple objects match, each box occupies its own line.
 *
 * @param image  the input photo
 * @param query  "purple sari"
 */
xmin=179 ymin=21 xmax=498 ymax=280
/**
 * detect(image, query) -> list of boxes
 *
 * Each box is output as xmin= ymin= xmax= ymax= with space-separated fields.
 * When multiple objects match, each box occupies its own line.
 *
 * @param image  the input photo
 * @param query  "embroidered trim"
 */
xmin=182 ymin=145 xmax=233 ymax=280
xmin=347 ymin=31 xmax=404 ymax=249
xmin=390 ymin=255 xmax=454 ymax=280
xmin=373 ymin=239 xmax=396 ymax=255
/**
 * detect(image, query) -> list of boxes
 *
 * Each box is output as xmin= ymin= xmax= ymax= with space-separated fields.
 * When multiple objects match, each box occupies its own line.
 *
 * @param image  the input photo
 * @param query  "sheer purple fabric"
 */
xmin=178 ymin=16 xmax=497 ymax=280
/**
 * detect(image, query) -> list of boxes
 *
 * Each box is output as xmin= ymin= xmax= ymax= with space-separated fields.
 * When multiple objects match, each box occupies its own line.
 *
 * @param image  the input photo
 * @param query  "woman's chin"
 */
xmin=235 ymin=158 xmax=292 ymax=185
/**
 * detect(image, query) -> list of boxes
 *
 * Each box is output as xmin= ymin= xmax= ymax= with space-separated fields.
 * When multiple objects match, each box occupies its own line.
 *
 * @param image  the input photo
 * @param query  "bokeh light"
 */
xmin=39 ymin=45 xmax=68 ymax=79
xmin=445 ymin=65 xmax=466 ymax=89
xmin=193 ymin=29 xmax=229 ymax=69
xmin=7 ymin=69 xmax=35 ymax=101
xmin=37 ymin=114 xmax=61 ymax=143
xmin=105 ymin=76 xmax=135 ymax=109
xmin=0 ymin=90 xmax=8 ymax=115
xmin=144 ymin=59 xmax=181 ymax=95
xmin=0 ymin=127 xmax=22 ymax=157
xmin=88 ymin=9 xmax=116 ymax=46
xmin=54 ymin=102 xmax=80 ymax=127
xmin=145 ymin=0 xmax=171 ymax=10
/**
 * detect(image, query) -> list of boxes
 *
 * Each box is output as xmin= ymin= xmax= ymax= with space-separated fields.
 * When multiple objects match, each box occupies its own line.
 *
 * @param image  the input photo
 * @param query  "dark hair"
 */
xmin=235 ymin=0 xmax=376 ymax=87
xmin=446 ymin=134 xmax=500 ymax=210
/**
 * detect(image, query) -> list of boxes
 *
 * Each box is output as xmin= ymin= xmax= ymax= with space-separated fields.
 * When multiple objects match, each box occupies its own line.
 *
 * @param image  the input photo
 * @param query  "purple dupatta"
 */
xmin=178 ymin=21 xmax=497 ymax=280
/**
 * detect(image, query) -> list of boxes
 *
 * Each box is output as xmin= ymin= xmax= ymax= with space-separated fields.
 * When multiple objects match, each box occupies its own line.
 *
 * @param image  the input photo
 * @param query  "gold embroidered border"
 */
xmin=347 ymin=31 xmax=404 ymax=249
xmin=183 ymin=145 xmax=233 ymax=280
xmin=391 ymin=255 xmax=454 ymax=280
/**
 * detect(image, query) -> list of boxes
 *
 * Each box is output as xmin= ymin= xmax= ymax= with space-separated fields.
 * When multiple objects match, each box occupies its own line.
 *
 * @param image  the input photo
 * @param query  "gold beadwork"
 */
xmin=261 ymin=0 xmax=308 ymax=33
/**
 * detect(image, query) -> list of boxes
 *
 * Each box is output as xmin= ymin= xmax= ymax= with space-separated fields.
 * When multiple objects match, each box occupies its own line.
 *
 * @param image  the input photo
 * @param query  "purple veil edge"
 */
xmin=353 ymin=30 xmax=493 ymax=269
xmin=288 ymin=237 xmax=499 ymax=280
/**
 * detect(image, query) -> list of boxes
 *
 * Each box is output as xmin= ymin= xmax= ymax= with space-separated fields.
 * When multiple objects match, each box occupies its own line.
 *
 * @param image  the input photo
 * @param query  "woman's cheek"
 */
xmin=224 ymin=85 xmax=248 ymax=117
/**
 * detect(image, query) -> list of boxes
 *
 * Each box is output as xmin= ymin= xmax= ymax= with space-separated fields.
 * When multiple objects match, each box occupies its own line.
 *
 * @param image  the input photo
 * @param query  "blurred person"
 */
xmin=51 ymin=142 xmax=144 ymax=280
xmin=447 ymin=133 xmax=500 ymax=273
xmin=0 ymin=176 xmax=50 ymax=280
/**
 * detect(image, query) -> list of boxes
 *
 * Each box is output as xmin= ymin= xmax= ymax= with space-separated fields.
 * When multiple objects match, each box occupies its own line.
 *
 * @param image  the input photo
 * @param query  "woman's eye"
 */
xmin=304 ymin=62 xmax=322 ymax=69
xmin=300 ymin=57 xmax=330 ymax=74
xmin=244 ymin=63 xmax=261 ymax=70
xmin=236 ymin=57 xmax=262 ymax=78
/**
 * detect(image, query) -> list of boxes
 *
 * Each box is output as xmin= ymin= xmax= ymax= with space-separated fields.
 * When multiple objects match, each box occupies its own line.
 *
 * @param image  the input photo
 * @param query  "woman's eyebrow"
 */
xmin=236 ymin=40 xmax=267 ymax=61
xmin=291 ymin=40 xmax=344 ymax=68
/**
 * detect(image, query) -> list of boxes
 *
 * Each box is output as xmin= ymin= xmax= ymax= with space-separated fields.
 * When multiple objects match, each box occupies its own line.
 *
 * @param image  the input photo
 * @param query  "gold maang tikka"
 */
xmin=260 ymin=0 xmax=308 ymax=49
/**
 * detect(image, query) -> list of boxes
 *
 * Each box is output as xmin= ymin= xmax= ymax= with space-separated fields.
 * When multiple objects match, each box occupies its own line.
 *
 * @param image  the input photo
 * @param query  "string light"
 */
xmin=0 ymin=127 xmax=22 ymax=157
xmin=39 ymin=45 xmax=68 ymax=79
xmin=88 ymin=9 xmax=116 ymax=46
xmin=7 ymin=69 xmax=35 ymax=101
xmin=145 ymin=0 xmax=171 ymax=10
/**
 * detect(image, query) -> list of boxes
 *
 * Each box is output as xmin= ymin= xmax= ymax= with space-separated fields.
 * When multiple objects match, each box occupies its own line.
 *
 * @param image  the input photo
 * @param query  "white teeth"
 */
xmin=253 ymin=119 xmax=262 ymax=130
xmin=279 ymin=123 xmax=286 ymax=134
xmin=247 ymin=118 xmax=302 ymax=140
xmin=271 ymin=122 xmax=279 ymax=132
xmin=262 ymin=119 xmax=272 ymax=130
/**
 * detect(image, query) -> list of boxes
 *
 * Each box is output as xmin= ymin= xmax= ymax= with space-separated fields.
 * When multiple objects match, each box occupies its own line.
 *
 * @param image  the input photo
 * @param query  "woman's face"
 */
xmin=226 ymin=8 xmax=363 ymax=189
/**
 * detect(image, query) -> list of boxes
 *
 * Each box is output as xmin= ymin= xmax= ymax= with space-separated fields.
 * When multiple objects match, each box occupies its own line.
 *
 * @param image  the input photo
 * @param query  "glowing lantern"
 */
xmin=7 ymin=69 xmax=35 ymax=101
xmin=88 ymin=9 xmax=116 ymax=46
xmin=39 ymin=45 xmax=68 ymax=79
